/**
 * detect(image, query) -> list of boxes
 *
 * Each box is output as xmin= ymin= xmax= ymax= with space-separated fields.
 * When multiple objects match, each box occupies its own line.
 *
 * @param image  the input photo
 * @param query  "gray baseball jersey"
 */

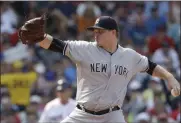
xmin=64 ymin=41 xmax=148 ymax=111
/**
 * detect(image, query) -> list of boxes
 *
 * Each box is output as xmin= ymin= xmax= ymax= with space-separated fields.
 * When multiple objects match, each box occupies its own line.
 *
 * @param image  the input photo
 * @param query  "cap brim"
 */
xmin=56 ymin=86 xmax=64 ymax=91
xmin=87 ymin=26 xmax=105 ymax=31
xmin=56 ymin=84 xmax=71 ymax=91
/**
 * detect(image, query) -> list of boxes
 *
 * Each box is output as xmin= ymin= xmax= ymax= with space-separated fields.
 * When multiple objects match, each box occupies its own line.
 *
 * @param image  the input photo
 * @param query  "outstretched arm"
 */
xmin=152 ymin=65 xmax=180 ymax=97
xmin=38 ymin=34 xmax=67 ymax=54
xmin=38 ymin=34 xmax=53 ymax=49
xmin=18 ymin=15 xmax=89 ymax=62
xmin=133 ymin=50 xmax=180 ymax=97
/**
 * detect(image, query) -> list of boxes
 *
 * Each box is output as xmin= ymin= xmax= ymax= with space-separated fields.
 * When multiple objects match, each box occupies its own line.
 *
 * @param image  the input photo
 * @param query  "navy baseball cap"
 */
xmin=56 ymin=79 xmax=72 ymax=91
xmin=87 ymin=16 xmax=118 ymax=32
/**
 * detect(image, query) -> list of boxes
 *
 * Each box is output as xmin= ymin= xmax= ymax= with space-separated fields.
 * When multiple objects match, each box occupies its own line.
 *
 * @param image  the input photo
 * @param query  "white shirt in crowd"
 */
xmin=39 ymin=98 xmax=76 ymax=123
xmin=151 ymin=48 xmax=180 ymax=77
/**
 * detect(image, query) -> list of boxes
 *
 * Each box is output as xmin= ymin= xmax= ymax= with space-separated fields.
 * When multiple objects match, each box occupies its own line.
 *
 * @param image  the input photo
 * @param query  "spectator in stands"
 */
xmin=39 ymin=79 xmax=76 ymax=123
xmin=167 ymin=1 xmax=180 ymax=52
xmin=0 ymin=64 xmax=37 ymax=114
xmin=127 ymin=16 xmax=148 ymax=54
xmin=32 ymin=62 xmax=53 ymax=96
xmin=62 ymin=57 xmax=76 ymax=85
xmin=169 ymin=1 xmax=180 ymax=25
xmin=142 ymin=77 xmax=162 ymax=111
xmin=128 ymin=2 xmax=146 ymax=26
xmin=26 ymin=95 xmax=42 ymax=118
xmin=27 ymin=111 xmax=38 ymax=123
xmin=170 ymin=97 xmax=180 ymax=121
xmin=135 ymin=112 xmax=150 ymax=123
xmin=1 ymin=110 xmax=21 ymax=123
xmin=147 ymin=24 xmax=175 ymax=56
xmin=47 ymin=2 xmax=78 ymax=39
xmin=100 ymin=2 xmax=117 ymax=16
xmin=167 ymin=20 xmax=180 ymax=52
xmin=1 ymin=96 xmax=21 ymax=123
xmin=145 ymin=5 xmax=167 ymax=35
xmin=157 ymin=112 xmax=176 ymax=123
xmin=114 ymin=4 xmax=129 ymax=46
xmin=151 ymin=42 xmax=180 ymax=78
xmin=46 ymin=8 xmax=68 ymax=39
xmin=148 ymin=99 xmax=167 ymax=122
xmin=126 ymin=80 xmax=146 ymax=122
xmin=50 ymin=1 xmax=77 ymax=18
xmin=76 ymin=2 xmax=101 ymax=33
xmin=1 ymin=2 xmax=19 ymax=35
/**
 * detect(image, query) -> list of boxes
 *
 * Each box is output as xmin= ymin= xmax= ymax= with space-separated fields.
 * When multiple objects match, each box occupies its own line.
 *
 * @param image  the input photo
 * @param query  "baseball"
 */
xmin=171 ymin=89 xmax=179 ymax=97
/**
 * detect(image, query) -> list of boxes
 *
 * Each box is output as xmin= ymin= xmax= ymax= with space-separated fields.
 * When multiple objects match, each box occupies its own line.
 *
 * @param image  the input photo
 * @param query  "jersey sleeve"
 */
xmin=64 ymin=41 xmax=90 ymax=62
xmin=26 ymin=72 xmax=37 ymax=85
xmin=0 ymin=74 xmax=13 ymax=85
xmin=38 ymin=103 xmax=51 ymax=123
xmin=38 ymin=110 xmax=49 ymax=123
xmin=133 ymin=50 xmax=149 ymax=73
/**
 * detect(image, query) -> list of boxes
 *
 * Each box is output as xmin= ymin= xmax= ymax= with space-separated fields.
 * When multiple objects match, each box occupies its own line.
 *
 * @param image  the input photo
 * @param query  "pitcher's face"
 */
xmin=93 ymin=29 xmax=114 ymax=46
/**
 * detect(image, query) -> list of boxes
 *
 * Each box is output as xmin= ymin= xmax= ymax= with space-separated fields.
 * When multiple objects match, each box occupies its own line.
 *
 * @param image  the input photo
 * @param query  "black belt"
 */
xmin=76 ymin=104 xmax=120 ymax=115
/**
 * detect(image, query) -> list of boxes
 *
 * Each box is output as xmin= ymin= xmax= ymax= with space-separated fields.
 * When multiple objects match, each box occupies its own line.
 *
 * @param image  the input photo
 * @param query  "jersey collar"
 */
xmin=97 ymin=43 xmax=119 ymax=56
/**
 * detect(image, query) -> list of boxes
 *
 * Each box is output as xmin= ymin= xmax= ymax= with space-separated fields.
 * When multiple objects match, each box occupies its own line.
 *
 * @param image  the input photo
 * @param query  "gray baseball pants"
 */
xmin=61 ymin=107 xmax=126 ymax=123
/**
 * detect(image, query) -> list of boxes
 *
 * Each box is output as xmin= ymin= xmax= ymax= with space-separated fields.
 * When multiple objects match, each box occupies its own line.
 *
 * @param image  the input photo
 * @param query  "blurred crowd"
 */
xmin=0 ymin=1 xmax=180 ymax=123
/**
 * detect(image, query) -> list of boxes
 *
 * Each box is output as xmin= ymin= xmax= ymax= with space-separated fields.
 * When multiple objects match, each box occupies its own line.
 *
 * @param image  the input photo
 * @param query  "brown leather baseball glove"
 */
xmin=18 ymin=15 xmax=47 ymax=44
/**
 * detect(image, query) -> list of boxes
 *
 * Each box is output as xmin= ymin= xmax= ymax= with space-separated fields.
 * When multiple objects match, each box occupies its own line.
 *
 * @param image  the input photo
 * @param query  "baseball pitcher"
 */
xmin=18 ymin=15 xmax=180 ymax=123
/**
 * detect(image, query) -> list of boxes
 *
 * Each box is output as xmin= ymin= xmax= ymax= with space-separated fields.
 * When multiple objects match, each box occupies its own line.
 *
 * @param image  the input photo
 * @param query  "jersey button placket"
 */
xmin=95 ymin=53 xmax=111 ymax=109
xmin=105 ymin=54 xmax=112 ymax=90
xmin=106 ymin=55 xmax=116 ymax=93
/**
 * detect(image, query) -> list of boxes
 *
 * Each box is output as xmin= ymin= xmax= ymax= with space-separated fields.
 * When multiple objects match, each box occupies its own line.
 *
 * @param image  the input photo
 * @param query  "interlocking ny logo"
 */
xmin=95 ymin=18 xmax=100 ymax=24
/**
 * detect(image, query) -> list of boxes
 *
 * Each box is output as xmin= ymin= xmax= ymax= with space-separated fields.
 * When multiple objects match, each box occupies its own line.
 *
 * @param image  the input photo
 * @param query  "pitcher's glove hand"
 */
xmin=18 ymin=15 xmax=47 ymax=44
